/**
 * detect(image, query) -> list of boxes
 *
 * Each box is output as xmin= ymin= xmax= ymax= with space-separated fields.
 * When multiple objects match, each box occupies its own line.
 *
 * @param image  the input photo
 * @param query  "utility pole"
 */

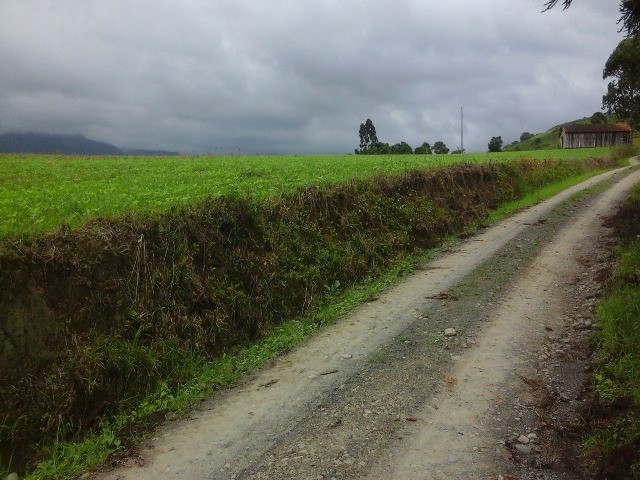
xmin=460 ymin=106 xmax=464 ymax=154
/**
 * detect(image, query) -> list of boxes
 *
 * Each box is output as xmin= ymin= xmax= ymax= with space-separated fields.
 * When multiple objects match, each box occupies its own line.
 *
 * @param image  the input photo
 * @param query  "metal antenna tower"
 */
xmin=460 ymin=106 xmax=464 ymax=153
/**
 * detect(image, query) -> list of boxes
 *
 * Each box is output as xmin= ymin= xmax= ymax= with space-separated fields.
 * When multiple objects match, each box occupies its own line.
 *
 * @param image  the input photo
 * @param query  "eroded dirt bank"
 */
xmin=96 ymin=162 xmax=640 ymax=480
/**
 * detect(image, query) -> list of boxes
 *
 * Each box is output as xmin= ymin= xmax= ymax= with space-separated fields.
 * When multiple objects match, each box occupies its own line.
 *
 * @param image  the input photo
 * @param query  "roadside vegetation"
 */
xmin=0 ymin=152 xmax=621 ymax=479
xmin=585 ymin=178 xmax=640 ymax=478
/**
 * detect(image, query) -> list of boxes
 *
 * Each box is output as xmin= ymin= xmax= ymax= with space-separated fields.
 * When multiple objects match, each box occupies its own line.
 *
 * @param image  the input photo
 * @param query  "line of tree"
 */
xmin=356 ymin=119 xmax=450 ymax=155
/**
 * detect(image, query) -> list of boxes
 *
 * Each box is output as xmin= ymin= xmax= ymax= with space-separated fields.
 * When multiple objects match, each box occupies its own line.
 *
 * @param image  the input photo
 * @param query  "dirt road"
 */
xmin=96 ymin=160 xmax=640 ymax=480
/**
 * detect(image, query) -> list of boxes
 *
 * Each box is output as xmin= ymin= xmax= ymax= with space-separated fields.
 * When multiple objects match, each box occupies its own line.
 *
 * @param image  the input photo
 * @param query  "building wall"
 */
xmin=561 ymin=131 xmax=631 ymax=148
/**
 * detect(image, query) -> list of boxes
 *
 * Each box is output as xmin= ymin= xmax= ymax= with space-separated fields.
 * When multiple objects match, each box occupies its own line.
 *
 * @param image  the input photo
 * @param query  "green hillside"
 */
xmin=504 ymin=114 xmax=627 ymax=152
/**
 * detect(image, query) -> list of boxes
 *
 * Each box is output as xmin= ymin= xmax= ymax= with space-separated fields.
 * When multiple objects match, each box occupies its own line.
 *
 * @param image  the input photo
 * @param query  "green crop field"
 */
xmin=0 ymin=148 xmax=613 ymax=238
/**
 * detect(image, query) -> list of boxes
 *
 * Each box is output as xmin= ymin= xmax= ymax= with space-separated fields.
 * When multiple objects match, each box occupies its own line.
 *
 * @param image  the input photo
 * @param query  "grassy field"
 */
xmin=0 ymin=148 xmax=614 ymax=238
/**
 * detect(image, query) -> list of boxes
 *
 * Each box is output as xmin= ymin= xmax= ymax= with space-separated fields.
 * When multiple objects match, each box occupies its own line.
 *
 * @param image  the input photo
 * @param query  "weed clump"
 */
xmin=609 ymin=142 xmax=640 ymax=164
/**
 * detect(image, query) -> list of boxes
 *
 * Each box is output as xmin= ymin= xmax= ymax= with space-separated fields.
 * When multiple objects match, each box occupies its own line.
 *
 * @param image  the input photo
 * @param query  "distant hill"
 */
xmin=503 ymin=114 xmax=627 ymax=152
xmin=0 ymin=132 xmax=121 ymax=155
xmin=0 ymin=132 xmax=178 ymax=156
xmin=121 ymin=148 xmax=180 ymax=156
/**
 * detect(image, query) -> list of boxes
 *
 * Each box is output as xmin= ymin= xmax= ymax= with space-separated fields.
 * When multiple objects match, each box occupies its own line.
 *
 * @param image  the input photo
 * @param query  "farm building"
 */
xmin=560 ymin=123 xmax=632 ymax=148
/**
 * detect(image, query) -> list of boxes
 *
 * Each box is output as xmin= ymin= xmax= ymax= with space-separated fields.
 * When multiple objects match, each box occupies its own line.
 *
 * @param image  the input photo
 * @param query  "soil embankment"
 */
xmin=95 ymin=162 xmax=640 ymax=479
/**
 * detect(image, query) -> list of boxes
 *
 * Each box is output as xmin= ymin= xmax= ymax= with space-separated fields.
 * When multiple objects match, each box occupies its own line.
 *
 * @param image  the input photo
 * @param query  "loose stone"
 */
xmin=515 ymin=444 xmax=532 ymax=454
xmin=517 ymin=434 xmax=530 ymax=444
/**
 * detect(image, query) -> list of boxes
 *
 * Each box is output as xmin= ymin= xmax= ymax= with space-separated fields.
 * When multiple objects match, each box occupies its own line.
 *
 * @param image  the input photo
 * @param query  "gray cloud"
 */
xmin=0 ymin=0 xmax=625 ymax=153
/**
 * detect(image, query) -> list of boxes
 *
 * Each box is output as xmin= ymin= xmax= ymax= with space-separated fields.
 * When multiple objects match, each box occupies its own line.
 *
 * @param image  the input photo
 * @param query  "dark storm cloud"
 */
xmin=0 ymin=0 xmax=624 ymax=153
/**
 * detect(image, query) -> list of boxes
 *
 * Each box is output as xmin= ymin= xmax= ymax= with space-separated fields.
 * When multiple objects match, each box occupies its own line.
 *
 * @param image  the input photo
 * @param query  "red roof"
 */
xmin=561 ymin=123 xmax=632 ymax=134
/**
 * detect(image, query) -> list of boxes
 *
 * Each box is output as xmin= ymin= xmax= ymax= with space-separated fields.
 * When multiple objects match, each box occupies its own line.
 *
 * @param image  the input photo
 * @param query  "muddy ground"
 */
xmin=95 ymin=162 xmax=640 ymax=480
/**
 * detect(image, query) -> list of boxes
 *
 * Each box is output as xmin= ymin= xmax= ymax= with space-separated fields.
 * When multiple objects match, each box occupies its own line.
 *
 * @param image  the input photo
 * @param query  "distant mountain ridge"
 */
xmin=0 ymin=132 xmax=178 ymax=156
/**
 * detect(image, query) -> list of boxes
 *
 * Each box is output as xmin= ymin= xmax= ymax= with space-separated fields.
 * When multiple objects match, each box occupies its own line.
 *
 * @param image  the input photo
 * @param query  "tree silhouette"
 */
xmin=414 ymin=142 xmax=432 ymax=154
xmin=603 ymin=37 xmax=640 ymax=128
xmin=432 ymin=141 xmax=449 ymax=154
xmin=357 ymin=119 xmax=378 ymax=153
xmin=488 ymin=136 xmax=503 ymax=152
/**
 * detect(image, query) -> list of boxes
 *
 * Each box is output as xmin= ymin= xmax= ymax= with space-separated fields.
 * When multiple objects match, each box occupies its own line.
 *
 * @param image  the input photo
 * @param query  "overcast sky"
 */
xmin=0 ymin=0 xmax=625 ymax=154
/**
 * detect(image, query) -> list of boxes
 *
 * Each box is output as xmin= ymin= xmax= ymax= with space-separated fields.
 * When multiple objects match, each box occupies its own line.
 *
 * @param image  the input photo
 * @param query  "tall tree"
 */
xmin=543 ymin=0 xmax=640 ymax=38
xmin=432 ymin=141 xmax=449 ymax=154
xmin=488 ymin=136 xmax=503 ymax=152
xmin=520 ymin=132 xmax=534 ymax=141
xmin=390 ymin=141 xmax=413 ymax=154
xmin=602 ymin=37 xmax=640 ymax=128
xmin=414 ymin=142 xmax=432 ymax=154
xmin=357 ymin=119 xmax=378 ymax=153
